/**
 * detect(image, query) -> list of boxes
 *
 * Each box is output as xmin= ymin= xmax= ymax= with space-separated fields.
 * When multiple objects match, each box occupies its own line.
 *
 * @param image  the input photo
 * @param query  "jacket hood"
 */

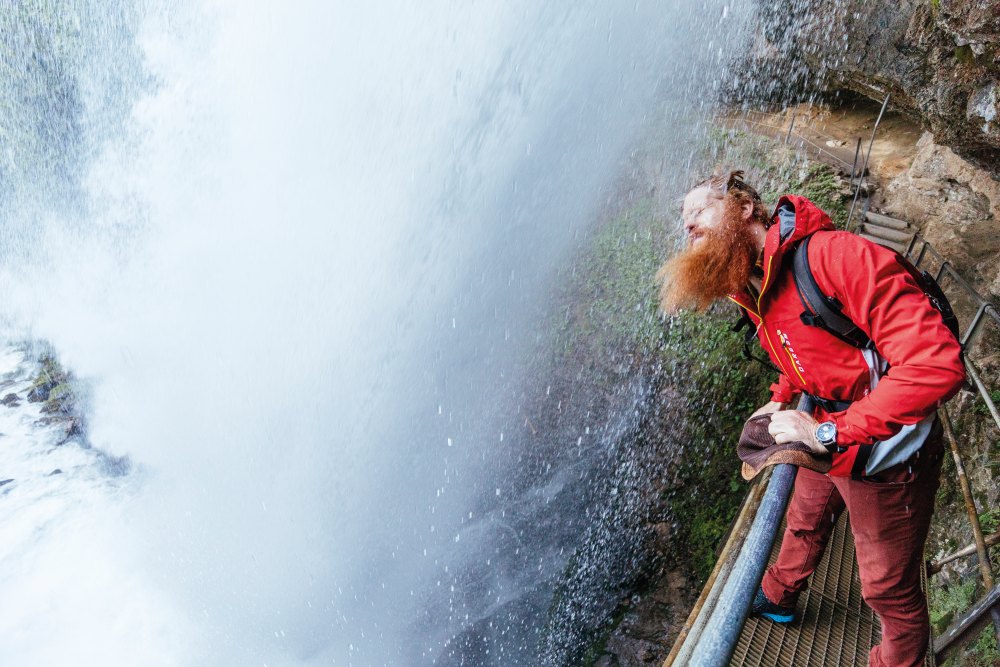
xmin=730 ymin=195 xmax=836 ymax=309
xmin=770 ymin=194 xmax=836 ymax=247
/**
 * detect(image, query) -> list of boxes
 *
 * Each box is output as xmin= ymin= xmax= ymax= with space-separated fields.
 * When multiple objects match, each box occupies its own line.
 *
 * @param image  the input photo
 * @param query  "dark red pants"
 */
xmin=761 ymin=429 xmax=944 ymax=667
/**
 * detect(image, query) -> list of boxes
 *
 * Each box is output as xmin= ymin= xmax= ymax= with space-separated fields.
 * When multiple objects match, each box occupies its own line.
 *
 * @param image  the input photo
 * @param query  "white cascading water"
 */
xmin=0 ymin=2 xmax=751 ymax=665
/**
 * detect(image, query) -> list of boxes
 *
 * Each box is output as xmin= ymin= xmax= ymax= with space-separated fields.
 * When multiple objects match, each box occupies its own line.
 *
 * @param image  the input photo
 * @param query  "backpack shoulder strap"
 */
xmin=732 ymin=307 xmax=781 ymax=373
xmin=792 ymin=233 xmax=875 ymax=350
xmin=893 ymin=255 xmax=962 ymax=344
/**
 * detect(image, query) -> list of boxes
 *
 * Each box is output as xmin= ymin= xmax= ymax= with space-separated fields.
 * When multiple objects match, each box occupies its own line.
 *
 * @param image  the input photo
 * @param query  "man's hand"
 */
xmin=767 ymin=410 xmax=826 ymax=455
xmin=750 ymin=400 xmax=789 ymax=418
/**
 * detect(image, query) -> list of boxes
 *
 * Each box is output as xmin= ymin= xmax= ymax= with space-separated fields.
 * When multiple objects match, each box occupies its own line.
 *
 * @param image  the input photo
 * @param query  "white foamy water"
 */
xmin=0 ymin=346 xmax=203 ymax=665
xmin=0 ymin=1 xmax=751 ymax=664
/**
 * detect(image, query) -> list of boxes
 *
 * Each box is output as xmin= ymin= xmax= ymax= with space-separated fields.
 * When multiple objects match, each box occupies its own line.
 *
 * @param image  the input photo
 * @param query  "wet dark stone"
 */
xmin=0 ymin=479 xmax=13 ymax=488
xmin=1 ymin=393 xmax=19 ymax=406
xmin=27 ymin=385 xmax=51 ymax=402
xmin=56 ymin=418 xmax=83 ymax=446
xmin=47 ymin=469 xmax=63 ymax=476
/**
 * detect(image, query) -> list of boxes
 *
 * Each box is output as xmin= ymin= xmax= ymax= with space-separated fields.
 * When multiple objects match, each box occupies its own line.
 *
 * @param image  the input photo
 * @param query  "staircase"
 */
xmin=856 ymin=210 xmax=915 ymax=254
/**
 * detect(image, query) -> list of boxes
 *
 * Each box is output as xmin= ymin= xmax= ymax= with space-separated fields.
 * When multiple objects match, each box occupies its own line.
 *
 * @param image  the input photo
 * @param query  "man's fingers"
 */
xmin=769 ymin=416 xmax=802 ymax=444
xmin=768 ymin=414 xmax=792 ymax=433
xmin=768 ymin=425 xmax=795 ymax=444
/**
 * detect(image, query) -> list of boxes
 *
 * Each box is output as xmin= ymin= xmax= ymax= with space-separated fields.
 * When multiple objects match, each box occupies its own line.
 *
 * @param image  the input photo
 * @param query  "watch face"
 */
xmin=816 ymin=422 xmax=836 ymax=443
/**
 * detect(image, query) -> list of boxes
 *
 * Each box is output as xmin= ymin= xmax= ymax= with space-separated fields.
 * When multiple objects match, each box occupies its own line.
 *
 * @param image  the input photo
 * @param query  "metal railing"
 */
xmin=845 ymin=94 xmax=890 ymax=233
xmin=901 ymin=231 xmax=1000 ymax=662
xmin=665 ymin=397 xmax=810 ymax=666
xmin=904 ymin=233 xmax=1000 ymax=438
xmin=715 ymin=107 xmax=860 ymax=174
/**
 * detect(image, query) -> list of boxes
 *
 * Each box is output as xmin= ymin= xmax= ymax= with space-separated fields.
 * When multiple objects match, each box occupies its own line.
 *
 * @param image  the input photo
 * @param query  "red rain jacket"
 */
xmin=729 ymin=195 xmax=965 ymax=477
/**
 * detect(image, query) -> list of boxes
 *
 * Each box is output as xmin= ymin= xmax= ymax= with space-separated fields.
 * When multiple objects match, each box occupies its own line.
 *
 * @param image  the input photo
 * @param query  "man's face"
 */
xmin=680 ymin=186 xmax=725 ymax=248
xmin=657 ymin=186 xmax=758 ymax=312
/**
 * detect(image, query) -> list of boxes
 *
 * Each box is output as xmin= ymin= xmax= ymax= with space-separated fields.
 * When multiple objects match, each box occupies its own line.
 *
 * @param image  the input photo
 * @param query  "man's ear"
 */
xmin=741 ymin=201 xmax=754 ymax=222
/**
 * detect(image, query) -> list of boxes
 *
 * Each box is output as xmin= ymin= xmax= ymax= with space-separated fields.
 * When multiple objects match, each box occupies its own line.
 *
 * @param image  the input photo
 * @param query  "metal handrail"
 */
xmin=875 ymin=213 xmax=1000 ymax=653
xmin=664 ymin=473 xmax=772 ymax=666
xmin=739 ymin=106 xmax=860 ymax=147
xmin=674 ymin=396 xmax=813 ymax=666
xmin=713 ymin=113 xmax=857 ymax=173
xmin=687 ymin=463 xmax=797 ymax=667
xmin=903 ymin=231 xmax=1000 ymax=434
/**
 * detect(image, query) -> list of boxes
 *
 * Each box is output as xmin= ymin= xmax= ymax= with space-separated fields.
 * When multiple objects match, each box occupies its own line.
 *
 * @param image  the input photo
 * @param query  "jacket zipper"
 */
xmin=731 ymin=255 xmax=798 ymax=380
xmin=737 ymin=254 xmax=810 ymax=387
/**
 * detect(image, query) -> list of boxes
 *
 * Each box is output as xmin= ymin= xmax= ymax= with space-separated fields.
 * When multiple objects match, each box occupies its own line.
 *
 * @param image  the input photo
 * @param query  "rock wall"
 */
xmin=741 ymin=0 xmax=1000 ymax=178
xmin=881 ymin=131 xmax=1000 ymax=298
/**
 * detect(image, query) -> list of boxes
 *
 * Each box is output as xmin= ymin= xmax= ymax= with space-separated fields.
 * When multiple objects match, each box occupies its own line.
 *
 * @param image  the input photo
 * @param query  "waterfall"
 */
xmin=0 ymin=2 xmax=750 ymax=664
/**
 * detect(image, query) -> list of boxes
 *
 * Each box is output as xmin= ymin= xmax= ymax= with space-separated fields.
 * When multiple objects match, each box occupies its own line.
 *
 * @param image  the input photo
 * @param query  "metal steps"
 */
xmin=864 ymin=211 xmax=910 ymax=230
xmin=859 ymin=233 xmax=908 ymax=253
xmin=858 ymin=210 xmax=915 ymax=254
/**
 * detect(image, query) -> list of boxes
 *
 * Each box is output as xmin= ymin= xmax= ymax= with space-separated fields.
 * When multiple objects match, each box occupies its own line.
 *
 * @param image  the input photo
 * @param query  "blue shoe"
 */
xmin=751 ymin=586 xmax=796 ymax=624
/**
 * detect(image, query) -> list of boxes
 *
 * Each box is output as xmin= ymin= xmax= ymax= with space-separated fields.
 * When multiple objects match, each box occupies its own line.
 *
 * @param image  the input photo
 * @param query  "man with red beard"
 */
xmin=658 ymin=171 xmax=965 ymax=667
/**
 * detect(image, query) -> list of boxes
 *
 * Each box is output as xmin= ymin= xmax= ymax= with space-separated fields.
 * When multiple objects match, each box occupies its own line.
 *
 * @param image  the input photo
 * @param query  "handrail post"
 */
xmin=961 ymin=303 xmax=989 ymax=349
xmin=914 ymin=241 xmax=930 ymax=268
xmin=935 ymin=260 xmax=951 ymax=284
xmin=938 ymin=406 xmax=1000 ymax=643
xmin=785 ymin=106 xmax=797 ymax=144
xmin=965 ymin=358 xmax=1000 ymax=434
xmin=849 ymin=137 xmax=862 ymax=191
xmin=846 ymin=93 xmax=890 ymax=233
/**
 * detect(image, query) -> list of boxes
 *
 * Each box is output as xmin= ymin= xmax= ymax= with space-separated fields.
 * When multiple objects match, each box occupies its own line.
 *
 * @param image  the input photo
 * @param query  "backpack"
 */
xmin=791 ymin=232 xmax=961 ymax=351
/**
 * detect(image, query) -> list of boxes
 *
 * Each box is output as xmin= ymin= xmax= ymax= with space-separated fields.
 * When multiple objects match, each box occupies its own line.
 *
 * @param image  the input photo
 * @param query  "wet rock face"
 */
xmin=741 ymin=0 xmax=1000 ymax=177
xmin=883 ymin=131 xmax=1000 ymax=297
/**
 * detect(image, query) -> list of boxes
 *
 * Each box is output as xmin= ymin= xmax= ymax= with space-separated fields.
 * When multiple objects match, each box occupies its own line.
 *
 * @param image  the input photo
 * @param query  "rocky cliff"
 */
xmin=740 ymin=0 xmax=999 ymax=178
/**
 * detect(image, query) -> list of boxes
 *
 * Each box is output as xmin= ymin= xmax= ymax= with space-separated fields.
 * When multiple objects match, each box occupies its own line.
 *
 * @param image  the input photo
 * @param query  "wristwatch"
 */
xmin=815 ymin=421 xmax=843 ymax=454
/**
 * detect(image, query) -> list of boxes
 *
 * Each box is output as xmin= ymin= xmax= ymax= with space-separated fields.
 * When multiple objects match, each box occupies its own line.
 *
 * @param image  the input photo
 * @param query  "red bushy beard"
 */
xmin=657 ymin=198 xmax=759 ymax=313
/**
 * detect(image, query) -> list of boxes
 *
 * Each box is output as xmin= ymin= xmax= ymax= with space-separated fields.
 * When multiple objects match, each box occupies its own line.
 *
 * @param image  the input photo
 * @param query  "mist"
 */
xmin=0 ymin=1 xmax=750 ymax=664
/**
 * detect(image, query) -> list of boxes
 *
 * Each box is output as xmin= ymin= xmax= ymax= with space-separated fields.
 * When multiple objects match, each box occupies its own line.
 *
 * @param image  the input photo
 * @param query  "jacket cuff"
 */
xmin=831 ymin=414 xmax=873 ymax=447
xmin=769 ymin=382 xmax=795 ymax=404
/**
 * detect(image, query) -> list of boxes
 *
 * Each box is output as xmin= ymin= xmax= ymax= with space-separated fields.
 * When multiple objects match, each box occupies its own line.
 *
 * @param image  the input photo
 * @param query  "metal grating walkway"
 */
xmin=729 ymin=515 xmax=881 ymax=666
